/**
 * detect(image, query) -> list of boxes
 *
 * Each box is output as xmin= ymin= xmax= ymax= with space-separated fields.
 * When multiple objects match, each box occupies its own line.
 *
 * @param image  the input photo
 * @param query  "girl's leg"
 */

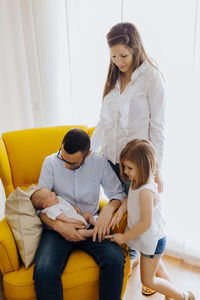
xmin=156 ymin=259 xmax=172 ymax=300
xmin=156 ymin=259 xmax=170 ymax=281
xmin=140 ymin=255 xmax=185 ymax=300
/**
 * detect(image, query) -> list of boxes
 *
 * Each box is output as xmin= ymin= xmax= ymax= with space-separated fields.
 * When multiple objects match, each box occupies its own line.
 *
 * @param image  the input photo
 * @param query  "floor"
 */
xmin=123 ymin=254 xmax=200 ymax=300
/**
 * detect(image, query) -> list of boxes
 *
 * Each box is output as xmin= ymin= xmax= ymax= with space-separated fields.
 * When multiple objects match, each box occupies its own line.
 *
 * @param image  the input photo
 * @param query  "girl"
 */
xmin=106 ymin=139 xmax=195 ymax=300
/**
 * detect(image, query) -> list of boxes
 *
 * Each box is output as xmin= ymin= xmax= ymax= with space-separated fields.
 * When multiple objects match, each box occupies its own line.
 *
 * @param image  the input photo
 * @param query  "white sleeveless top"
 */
xmin=125 ymin=179 xmax=165 ymax=255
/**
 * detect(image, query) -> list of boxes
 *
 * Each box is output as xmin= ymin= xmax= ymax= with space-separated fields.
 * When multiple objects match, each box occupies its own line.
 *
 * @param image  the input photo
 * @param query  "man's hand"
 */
xmin=40 ymin=212 xmax=86 ymax=242
xmin=55 ymin=221 xmax=86 ymax=242
xmin=93 ymin=203 xmax=114 ymax=242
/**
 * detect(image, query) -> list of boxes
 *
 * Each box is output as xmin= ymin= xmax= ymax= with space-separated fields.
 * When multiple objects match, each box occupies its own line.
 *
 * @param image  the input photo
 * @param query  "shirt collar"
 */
xmin=115 ymin=59 xmax=148 ymax=89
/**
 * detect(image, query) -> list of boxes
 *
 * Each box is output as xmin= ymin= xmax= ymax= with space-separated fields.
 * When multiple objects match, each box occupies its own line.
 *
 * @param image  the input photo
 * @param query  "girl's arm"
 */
xmin=109 ymin=198 xmax=128 ymax=229
xmin=106 ymin=190 xmax=154 ymax=245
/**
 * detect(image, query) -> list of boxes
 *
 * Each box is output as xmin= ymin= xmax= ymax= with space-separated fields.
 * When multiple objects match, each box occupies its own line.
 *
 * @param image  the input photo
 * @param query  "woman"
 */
xmin=91 ymin=22 xmax=166 ymax=296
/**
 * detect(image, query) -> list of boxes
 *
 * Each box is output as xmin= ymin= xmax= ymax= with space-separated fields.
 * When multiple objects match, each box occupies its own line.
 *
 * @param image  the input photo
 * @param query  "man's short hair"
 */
xmin=62 ymin=128 xmax=90 ymax=155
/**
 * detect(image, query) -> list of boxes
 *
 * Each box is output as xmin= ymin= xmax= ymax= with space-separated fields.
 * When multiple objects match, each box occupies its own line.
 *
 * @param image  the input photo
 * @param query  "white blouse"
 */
xmin=91 ymin=60 xmax=166 ymax=165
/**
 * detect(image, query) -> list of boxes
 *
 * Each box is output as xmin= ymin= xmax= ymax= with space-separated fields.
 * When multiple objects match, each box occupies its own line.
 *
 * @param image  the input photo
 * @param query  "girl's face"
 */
xmin=110 ymin=44 xmax=133 ymax=73
xmin=123 ymin=160 xmax=137 ymax=181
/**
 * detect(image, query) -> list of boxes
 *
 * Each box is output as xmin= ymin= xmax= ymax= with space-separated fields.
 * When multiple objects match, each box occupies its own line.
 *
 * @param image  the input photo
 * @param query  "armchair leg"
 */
xmin=0 ymin=272 xmax=6 ymax=300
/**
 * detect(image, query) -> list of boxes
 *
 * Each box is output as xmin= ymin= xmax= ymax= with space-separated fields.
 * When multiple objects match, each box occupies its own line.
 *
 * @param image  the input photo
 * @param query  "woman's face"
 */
xmin=110 ymin=44 xmax=133 ymax=73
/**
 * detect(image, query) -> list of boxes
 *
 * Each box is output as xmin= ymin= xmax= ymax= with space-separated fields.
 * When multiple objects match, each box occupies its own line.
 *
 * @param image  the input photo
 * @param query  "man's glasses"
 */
xmin=56 ymin=148 xmax=87 ymax=169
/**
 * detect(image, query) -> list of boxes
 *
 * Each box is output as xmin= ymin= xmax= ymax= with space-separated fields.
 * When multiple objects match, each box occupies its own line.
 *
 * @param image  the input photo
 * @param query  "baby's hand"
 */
xmin=73 ymin=205 xmax=81 ymax=214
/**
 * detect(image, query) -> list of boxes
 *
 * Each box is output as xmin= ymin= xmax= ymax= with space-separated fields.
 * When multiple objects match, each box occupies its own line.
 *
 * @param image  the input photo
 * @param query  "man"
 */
xmin=33 ymin=128 xmax=126 ymax=300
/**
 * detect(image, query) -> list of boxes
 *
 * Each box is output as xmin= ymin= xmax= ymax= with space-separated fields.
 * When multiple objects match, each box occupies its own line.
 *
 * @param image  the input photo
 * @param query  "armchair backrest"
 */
xmin=0 ymin=125 xmax=94 ymax=198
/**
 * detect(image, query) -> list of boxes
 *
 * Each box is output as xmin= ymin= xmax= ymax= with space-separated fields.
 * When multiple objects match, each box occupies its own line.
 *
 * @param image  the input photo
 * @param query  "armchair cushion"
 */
xmin=5 ymin=185 xmax=42 ymax=268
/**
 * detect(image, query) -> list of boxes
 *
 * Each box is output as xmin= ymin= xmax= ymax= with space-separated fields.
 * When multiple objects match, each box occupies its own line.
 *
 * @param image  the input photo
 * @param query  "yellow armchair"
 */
xmin=0 ymin=125 xmax=130 ymax=300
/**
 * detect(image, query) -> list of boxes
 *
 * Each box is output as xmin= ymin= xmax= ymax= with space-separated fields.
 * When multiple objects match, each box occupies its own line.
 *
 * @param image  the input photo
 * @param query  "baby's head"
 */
xmin=31 ymin=188 xmax=58 ymax=210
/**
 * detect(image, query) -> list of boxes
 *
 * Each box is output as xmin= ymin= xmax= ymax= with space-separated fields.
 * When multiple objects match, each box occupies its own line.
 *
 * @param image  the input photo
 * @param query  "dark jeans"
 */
xmin=33 ymin=228 xmax=125 ymax=300
xmin=108 ymin=160 xmax=130 ymax=195
xmin=108 ymin=160 xmax=138 ymax=260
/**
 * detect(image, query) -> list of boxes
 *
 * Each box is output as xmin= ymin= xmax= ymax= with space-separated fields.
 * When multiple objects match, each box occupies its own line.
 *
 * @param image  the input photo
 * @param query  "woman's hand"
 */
xmin=155 ymin=170 xmax=164 ymax=193
xmin=109 ymin=208 xmax=124 ymax=230
xmin=105 ymin=233 xmax=125 ymax=245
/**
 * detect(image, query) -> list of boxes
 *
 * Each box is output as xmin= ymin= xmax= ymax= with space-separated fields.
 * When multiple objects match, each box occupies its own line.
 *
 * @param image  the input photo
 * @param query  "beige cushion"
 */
xmin=5 ymin=185 xmax=43 ymax=268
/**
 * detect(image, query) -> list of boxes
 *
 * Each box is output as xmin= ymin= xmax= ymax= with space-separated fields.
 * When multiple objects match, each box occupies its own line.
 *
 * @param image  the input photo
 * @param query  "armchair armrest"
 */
xmin=0 ymin=218 xmax=20 ymax=274
xmin=99 ymin=198 xmax=109 ymax=212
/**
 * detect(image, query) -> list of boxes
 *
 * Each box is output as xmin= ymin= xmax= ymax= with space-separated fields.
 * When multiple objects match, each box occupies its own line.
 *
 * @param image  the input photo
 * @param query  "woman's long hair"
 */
xmin=103 ymin=22 xmax=158 ymax=99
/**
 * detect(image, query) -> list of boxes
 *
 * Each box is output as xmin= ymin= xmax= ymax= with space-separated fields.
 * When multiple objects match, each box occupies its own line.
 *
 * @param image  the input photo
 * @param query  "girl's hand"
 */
xmin=109 ymin=209 xmax=124 ymax=230
xmin=105 ymin=233 xmax=125 ymax=245
xmin=155 ymin=170 xmax=164 ymax=193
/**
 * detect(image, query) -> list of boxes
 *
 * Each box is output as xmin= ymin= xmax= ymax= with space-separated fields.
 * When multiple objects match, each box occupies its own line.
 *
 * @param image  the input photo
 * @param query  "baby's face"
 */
xmin=41 ymin=188 xmax=59 ymax=207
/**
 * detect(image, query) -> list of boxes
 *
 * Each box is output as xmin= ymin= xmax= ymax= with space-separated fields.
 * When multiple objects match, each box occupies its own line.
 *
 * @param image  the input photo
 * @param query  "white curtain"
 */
xmin=0 ymin=0 xmax=200 ymax=263
xmin=0 ymin=0 xmax=74 ymax=133
xmin=0 ymin=0 xmax=73 ymax=215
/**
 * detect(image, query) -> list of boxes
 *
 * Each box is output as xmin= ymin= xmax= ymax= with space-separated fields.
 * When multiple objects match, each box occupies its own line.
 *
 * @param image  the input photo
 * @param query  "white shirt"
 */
xmin=91 ymin=60 xmax=166 ymax=165
xmin=38 ymin=151 xmax=126 ymax=215
xmin=126 ymin=179 xmax=165 ymax=255
xmin=41 ymin=197 xmax=87 ymax=225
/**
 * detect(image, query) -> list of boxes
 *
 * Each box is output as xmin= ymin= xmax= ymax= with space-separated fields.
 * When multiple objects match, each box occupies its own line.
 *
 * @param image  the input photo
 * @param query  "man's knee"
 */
xmin=33 ymin=259 xmax=59 ymax=283
xmin=103 ymin=245 xmax=125 ymax=274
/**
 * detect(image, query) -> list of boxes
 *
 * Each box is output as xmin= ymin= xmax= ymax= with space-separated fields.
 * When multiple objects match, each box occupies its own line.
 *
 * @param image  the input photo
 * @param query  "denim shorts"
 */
xmin=141 ymin=236 xmax=166 ymax=258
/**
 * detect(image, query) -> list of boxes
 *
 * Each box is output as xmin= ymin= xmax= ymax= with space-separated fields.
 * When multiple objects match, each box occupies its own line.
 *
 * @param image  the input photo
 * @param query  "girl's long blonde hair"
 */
xmin=120 ymin=139 xmax=157 ymax=189
xmin=103 ymin=22 xmax=158 ymax=99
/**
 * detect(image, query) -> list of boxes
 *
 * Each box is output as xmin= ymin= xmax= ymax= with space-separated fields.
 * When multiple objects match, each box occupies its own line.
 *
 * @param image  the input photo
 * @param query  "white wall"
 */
xmin=1 ymin=0 xmax=200 ymax=261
